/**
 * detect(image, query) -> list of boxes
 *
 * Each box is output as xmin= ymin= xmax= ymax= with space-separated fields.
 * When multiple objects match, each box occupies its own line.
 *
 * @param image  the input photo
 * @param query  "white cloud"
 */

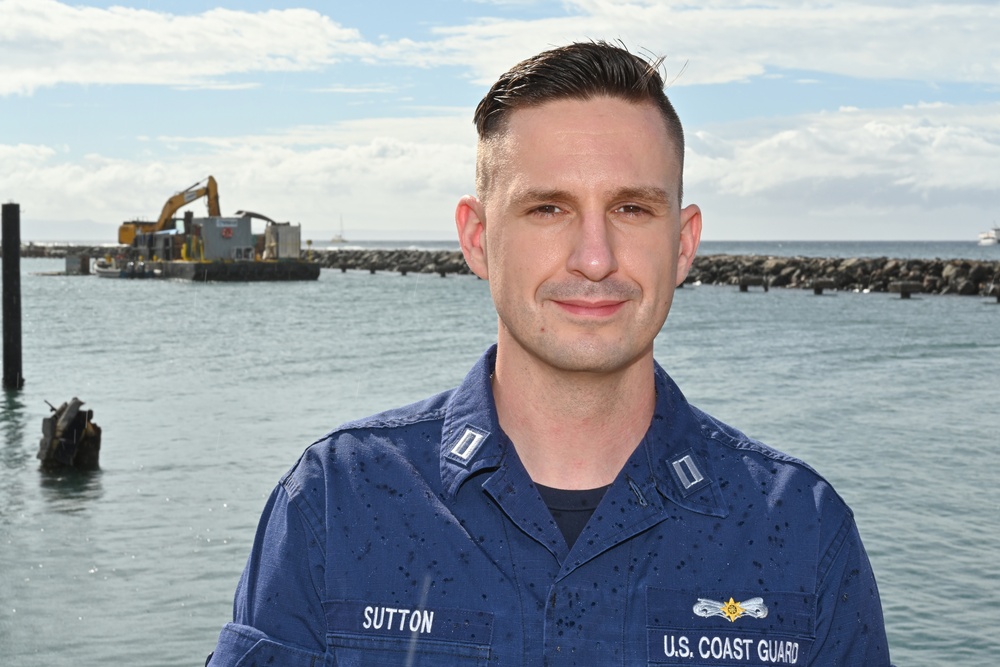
xmin=689 ymin=102 xmax=1000 ymax=200
xmin=2 ymin=0 xmax=997 ymax=95
xmin=0 ymin=0 xmax=374 ymax=95
xmin=3 ymin=0 xmax=998 ymax=241
xmin=0 ymin=142 xmax=57 ymax=165
xmin=2 ymin=115 xmax=478 ymax=240
xmin=381 ymin=0 xmax=1000 ymax=87
xmin=684 ymin=102 xmax=1000 ymax=238
xmin=5 ymin=101 xmax=997 ymax=241
xmin=153 ymin=112 xmax=473 ymax=149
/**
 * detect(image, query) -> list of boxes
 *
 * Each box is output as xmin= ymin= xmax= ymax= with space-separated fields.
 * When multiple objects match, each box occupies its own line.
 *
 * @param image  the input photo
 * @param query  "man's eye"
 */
xmin=533 ymin=205 xmax=563 ymax=216
xmin=616 ymin=204 xmax=646 ymax=215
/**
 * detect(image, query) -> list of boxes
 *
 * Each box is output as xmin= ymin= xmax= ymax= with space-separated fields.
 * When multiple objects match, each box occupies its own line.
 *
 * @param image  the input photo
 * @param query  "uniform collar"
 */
xmin=439 ymin=346 xmax=729 ymax=519
xmin=642 ymin=363 xmax=729 ymax=518
xmin=439 ymin=346 xmax=506 ymax=498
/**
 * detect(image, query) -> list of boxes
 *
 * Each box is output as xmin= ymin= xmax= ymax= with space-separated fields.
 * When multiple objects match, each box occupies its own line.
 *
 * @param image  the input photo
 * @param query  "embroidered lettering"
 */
xmin=362 ymin=606 xmax=435 ymax=634
xmin=691 ymin=635 xmax=760 ymax=662
xmin=758 ymin=638 xmax=799 ymax=664
xmin=663 ymin=634 xmax=691 ymax=658
xmin=652 ymin=630 xmax=806 ymax=665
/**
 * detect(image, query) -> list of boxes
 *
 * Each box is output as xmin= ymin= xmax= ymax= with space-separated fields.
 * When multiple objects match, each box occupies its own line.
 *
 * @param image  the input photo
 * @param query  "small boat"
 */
xmin=93 ymin=257 xmax=156 ymax=279
xmin=978 ymin=224 xmax=999 ymax=246
xmin=93 ymin=258 xmax=123 ymax=278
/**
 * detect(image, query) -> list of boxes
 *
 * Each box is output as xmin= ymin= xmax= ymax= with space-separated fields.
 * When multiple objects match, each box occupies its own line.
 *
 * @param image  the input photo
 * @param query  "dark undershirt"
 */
xmin=535 ymin=483 xmax=611 ymax=550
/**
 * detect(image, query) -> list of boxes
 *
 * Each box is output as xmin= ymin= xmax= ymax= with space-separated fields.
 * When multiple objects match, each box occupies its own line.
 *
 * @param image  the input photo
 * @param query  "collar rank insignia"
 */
xmin=447 ymin=427 xmax=487 ymax=465
xmin=693 ymin=597 xmax=768 ymax=623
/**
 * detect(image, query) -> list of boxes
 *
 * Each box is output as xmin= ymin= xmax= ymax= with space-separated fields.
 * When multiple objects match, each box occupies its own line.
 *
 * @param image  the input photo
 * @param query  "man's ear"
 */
xmin=675 ymin=203 xmax=702 ymax=286
xmin=456 ymin=195 xmax=489 ymax=280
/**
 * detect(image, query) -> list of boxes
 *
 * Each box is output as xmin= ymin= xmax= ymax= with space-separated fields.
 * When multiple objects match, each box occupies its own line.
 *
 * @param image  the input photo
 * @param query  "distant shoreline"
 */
xmin=14 ymin=243 xmax=1000 ymax=297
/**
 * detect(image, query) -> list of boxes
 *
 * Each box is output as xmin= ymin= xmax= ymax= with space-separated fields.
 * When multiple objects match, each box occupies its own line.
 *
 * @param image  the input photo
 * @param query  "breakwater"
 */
xmin=687 ymin=254 xmax=1000 ymax=296
xmin=17 ymin=243 xmax=120 ymax=259
xmin=315 ymin=248 xmax=1000 ymax=297
xmin=317 ymin=248 xmax=472 ymax=276
xmin=15 ymin=244 xmax=1000 ymax=296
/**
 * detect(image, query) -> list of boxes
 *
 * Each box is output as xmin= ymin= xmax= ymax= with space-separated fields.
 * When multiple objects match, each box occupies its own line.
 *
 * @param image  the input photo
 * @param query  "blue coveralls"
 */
xmin=208 ymin=346 xmax=892 ymax=666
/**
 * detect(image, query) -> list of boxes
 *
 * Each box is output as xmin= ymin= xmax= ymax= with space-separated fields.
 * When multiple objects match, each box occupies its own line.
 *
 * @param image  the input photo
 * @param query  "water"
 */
xmin=1 ymin=248 xmax=997 ymax=666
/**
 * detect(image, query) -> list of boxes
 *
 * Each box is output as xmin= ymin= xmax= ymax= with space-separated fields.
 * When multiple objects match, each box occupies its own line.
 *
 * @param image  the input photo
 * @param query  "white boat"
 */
xmin=93 ymin=257 xmax=156 ymax=279
xmin=978 ymin=224 xmax=999 ymax=246
xmin=330 ymin=215 xmax=348 ymax=244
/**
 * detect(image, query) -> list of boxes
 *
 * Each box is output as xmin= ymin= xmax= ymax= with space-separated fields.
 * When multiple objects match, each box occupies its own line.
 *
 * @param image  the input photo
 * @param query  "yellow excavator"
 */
xmin=118 ymin=176 xmax=221 ymax=244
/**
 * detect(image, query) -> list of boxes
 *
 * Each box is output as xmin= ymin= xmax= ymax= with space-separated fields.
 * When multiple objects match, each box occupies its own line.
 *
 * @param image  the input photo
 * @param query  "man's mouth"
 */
xmin=552 ymin=299 xmax=627 ymax=317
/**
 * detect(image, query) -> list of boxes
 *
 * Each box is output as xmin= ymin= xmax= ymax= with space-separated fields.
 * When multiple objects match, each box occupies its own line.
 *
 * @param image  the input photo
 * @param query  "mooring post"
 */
xmin=738 ymin=275 xmax=766 ymax=293
xmin=890 ymin=281 xmax=922 ymax=300
xmin=2 ymin=203 xmax=25 ymax=390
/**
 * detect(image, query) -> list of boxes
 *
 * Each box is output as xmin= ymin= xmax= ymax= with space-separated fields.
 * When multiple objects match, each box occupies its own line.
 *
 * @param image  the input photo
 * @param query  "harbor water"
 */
xmin=1 ymin=246 xmax=998 ymax=666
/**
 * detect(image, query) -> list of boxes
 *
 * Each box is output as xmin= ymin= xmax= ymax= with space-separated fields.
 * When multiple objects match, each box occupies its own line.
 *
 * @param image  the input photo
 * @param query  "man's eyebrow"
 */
xmin=508 ymin=186 xmax=674 ymax=209
xmin=612 ymin=186 xmax=673 ymax=208
xmin=508 ymin=188 xmax=571 ymax=209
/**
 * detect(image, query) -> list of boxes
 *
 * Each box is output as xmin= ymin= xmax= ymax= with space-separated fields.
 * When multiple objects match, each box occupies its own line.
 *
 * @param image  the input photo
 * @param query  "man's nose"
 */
xmin=566 ymin=210 xmax=618 ymax=281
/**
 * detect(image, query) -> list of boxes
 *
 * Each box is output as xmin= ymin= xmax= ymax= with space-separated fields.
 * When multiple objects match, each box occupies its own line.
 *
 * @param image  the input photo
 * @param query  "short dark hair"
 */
xmin=474 ymin=41 xmax=685 ymax=200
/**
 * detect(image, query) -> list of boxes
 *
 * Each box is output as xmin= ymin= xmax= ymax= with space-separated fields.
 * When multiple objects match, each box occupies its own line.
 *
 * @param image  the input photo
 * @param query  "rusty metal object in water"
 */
xmin=37 ymin=397 xmax=101 ymax=470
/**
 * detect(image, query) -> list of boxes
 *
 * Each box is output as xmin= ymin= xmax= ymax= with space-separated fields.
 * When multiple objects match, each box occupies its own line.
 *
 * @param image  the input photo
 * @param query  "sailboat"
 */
xmin=331 ymin=215 xmax=348 ymax=244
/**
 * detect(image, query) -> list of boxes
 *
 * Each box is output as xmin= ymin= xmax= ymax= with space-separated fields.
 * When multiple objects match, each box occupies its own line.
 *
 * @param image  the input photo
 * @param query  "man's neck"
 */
xmin=491 ymin=344 xmax=656 ymax=490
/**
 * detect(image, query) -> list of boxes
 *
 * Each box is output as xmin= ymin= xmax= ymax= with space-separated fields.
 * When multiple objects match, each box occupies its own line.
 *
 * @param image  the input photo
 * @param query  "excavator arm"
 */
xmin=118 ymin=176 xmax=222 ymax=244
xmin=154 ymin=176 xmax=221 ymax=232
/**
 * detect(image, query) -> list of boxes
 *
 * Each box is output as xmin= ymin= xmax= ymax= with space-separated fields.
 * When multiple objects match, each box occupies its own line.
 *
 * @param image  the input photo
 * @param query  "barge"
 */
xmin=111 ymin=177 xmax=319 ymax=282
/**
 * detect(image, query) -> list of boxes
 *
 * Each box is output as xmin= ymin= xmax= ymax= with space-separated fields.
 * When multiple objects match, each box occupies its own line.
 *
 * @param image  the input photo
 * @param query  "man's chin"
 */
xmin=530 ymin=340 xmax=648 ymax=375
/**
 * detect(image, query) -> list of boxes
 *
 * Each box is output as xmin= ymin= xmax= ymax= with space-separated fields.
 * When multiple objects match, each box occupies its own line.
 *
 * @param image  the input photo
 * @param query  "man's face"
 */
xmin=460 ymin=96 xmax=701 ymax=375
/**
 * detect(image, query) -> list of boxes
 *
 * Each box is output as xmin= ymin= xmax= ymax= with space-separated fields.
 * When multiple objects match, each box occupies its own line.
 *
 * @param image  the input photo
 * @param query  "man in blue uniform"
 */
xmin=208 ymin=42 xmax=892 ymax=665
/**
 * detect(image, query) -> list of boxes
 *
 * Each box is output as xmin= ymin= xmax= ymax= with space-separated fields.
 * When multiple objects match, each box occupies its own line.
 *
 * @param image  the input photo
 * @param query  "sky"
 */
xmin=2 ymin=0 xmax=999 ymax=243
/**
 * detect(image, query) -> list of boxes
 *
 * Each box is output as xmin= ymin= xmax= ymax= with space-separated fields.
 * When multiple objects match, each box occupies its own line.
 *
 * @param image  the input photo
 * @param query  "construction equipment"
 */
xmin=118 ymin=176 xmax=221 ymax=244
xmin=107 ymin=176 xmax=319 ymax=281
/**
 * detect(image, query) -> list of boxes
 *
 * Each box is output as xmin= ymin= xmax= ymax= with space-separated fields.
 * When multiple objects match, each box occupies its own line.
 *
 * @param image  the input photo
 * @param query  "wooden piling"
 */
xmin=2 ymin=203 xmax=24 ymax=390
xmin=738 ymin=275 xmax=767 ymax=292
xmin=811 ymin=279 xmax=837 ymax=295
xmin=889 ymin=281 xmax=923 ymax=299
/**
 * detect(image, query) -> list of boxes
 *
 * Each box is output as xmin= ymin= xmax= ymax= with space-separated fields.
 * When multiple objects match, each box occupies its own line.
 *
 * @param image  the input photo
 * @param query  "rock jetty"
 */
xmin=315 ymin=248 xmax=1000 ymax=297
xmin=17 ymin=243 xmax=118 ymax=259
xmin=13 ymin=244 xmax=1000 ymax=297
xmin=317 ymin=248 xmax=472 ymax=276
xmin=686 ymin=254 xmax=1000 ymax=296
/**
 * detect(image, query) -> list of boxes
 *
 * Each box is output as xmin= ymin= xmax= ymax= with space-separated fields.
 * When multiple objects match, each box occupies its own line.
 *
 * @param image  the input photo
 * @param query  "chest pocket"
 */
xmin=646 ymin=588 xmax=816 ymax=666
xmin=325 ymin=600 xmax=493 ymax=666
